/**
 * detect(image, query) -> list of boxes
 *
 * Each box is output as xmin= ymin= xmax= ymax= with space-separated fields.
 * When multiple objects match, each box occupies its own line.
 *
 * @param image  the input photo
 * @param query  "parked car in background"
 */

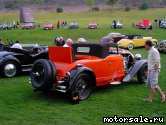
xmin=88 ymin=22 xmax=99 ymax=29
xmin=0 ymin=44 xmax=48 ymax=78
xmin=111 ymin=20 xmax=123 ymax=28
xmin=160 ymin=18 xmax=166 ymax=28
xmin=158 ymin=40 xmax=166 ymax=52
xmin=118 ymin=35 xmax=157 ymax=50
xmin=0 ymin=23 xmax=13 ymax=30
xmin=135 ymin=19 xmax=152 ymax=29
xmin=43 ymin=22 xmax=54 ymax=30
xmin=100 ymin=32 xmax=125 ymax=43
xmin=69 ymin=22 xmax=79 ymax=29
xmin=22 ymin=23 xmax=36 ymax=29
xmin=30 ymin=42 xmax=147 ymax=101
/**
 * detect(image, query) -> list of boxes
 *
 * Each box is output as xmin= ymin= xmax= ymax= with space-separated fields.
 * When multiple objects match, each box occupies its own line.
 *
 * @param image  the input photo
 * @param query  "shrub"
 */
xmin=139 ymin=1 xmax=148 ymax=10
xmin=92 ymin=7 xmax=100 ymax=11
xmin=4 ymin=1 xmax=18 ymax=9
xmin=125 ymin=6 xmax=131 ymax=11
xmin=56 ymin=7 xmax=63 ymax=13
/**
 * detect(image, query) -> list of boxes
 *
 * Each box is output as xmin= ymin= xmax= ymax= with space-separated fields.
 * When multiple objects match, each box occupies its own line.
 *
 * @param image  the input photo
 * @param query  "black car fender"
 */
xmin=123 ymin=59 xmax=147 ymax=82
xmin=67 ymin=66 xmax=96 ymax=91
xmin=0 ymin=55 xmax=20 ymax=67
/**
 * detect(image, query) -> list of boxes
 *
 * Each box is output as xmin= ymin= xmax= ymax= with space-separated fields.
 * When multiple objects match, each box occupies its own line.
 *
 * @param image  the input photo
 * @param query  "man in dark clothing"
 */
xmin=0 ymin=38 xmax=4 ymax=51
xmin=113 ymin=20 xmax=117 ymax=29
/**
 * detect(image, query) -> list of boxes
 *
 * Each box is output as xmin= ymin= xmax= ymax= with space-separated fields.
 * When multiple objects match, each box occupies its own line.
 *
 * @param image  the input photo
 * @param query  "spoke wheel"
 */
xmin=128 ymin=43 xmax=134 ymax=50
xmin=72 ymin=73 xmax=92 ymax=100
xmin=137 ymin=63 xmax=148 ymax=83
xmin=30 ymin=59 xmax=56 ymax=90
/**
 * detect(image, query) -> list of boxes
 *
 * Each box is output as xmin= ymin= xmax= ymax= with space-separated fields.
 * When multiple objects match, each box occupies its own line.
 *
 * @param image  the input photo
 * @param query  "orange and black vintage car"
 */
xmin=30 ymin=42 xmax=147 ymax=100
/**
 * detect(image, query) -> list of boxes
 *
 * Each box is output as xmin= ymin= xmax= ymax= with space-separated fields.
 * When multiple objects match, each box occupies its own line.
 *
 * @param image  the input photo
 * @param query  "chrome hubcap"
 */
xmin=4 ymin=64 xmax=16 ymax=77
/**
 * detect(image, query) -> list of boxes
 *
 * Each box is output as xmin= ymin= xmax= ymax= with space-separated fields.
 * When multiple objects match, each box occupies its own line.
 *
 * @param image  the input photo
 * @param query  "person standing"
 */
xmin=113 ymin=20 xmax=117 ymax=29
xmin=144 ymin=40 xmax=165 ymax=103
xmin=57 ymin=20 xmax=61 ymax=29
xmin=148 ymin=25 xmax=152 ymax=36
xmin=60 ymin=37 xmax=65 ymax=45
xmin=63 ymin=38 xmax=73 ymax=47
xmin=0 ymin=38 xmax=4 ymax=51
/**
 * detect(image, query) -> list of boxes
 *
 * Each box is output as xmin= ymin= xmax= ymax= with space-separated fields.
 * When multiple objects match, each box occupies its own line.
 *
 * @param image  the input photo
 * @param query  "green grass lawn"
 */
xmin=0 ymin=9 xmax=166 ymax=125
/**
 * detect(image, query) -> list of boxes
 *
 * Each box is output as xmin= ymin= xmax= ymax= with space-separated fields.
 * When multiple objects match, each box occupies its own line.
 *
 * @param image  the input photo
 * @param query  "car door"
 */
xmin=133 ymin=36 xmax=145 ymax=47
xmin=105 ymin=55 xmax=124 ymax=83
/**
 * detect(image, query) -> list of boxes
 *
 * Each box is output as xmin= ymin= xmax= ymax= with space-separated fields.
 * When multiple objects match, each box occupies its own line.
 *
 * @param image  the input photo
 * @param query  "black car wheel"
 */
xmin=137 ymin=63 xmax=148 ymax=83
xmin=30 ymin=59 xmax=56 ymax=90
xmin=1 ymin=61 xmax=18 ymax=78
xmin=71 ymin=73 xmax=92 ymax=100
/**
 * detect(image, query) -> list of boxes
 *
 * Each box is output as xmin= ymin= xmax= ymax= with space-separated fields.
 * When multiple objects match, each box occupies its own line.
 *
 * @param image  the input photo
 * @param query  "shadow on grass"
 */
xmin=27 ymin=80 xmax=144 ymax=104
xmin=94 ymin=80 xmax=142 ymax=92
xmin=28 ymin=90 xmax=70 ymax=104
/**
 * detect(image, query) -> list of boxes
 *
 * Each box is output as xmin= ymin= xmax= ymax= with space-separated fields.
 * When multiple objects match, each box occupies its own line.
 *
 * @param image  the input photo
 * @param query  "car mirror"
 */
xmin=134 ymin=54 xmax=141 ymax=60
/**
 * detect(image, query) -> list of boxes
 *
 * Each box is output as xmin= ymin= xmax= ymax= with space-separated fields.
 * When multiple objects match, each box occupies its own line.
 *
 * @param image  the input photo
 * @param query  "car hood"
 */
xmin=118 ymin=39 xmax=132 ymax=44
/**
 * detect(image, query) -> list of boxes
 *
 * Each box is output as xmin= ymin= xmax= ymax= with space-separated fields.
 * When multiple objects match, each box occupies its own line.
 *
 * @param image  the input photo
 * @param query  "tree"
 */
xmin=139 ymin=1 xmax=148 ymax=10
xmin=87 ymin=0 xmax=94 ymax=12
xmin=107 ymin=0 xmax=118 ymax=11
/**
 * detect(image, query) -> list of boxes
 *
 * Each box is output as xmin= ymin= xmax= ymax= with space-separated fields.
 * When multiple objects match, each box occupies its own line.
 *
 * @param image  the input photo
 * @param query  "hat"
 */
xmin=77 ymin=38 xmax=86 ymax=43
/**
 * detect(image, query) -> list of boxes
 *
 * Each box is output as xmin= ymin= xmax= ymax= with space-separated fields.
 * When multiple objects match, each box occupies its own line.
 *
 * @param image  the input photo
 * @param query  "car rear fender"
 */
xmin=122 ymin=59 xmax=147 ymax=82
xmin=67 ymin=66 xmax=96 ymax=91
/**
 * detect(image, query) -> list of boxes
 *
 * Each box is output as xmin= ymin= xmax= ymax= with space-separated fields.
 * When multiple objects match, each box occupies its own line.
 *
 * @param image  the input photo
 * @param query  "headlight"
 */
xmin=134 ymin=54 xmax=142 ymax=60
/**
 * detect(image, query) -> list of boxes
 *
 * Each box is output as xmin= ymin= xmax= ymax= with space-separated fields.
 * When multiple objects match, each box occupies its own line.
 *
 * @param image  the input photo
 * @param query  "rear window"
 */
xmin=77 ymin=47 xmax=90 ymax=53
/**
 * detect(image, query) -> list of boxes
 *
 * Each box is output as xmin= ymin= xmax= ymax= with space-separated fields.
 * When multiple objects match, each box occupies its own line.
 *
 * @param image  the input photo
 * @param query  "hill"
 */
xmin=0 ymin=0 xmax=165 ymax=12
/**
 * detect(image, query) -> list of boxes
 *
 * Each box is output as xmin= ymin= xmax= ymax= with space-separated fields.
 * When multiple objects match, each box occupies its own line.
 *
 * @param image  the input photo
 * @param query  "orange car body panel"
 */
xmin=48 ymin=46 xmax=125 ymax=87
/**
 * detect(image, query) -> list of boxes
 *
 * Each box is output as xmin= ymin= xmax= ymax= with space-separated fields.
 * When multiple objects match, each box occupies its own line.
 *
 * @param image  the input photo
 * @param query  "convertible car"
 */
xmin=0 ymin=44 xmax=48 ymax=78
xmin=69 ymin=22 xmax=79 ymax=29
xmin=100 ymin=32 xmax=125 ymax=43
xmin=117 ymin=35 xmax=158 ymax=50
xmin=0 ymin=23 xmax=13 ymax=30
xmin=22 ymin=23 xmax=36 ymax=29
xmin=43 ymin=22 xmax=54 ymax=30
xmin=110 ymin=20 xmax=123 ymax=28
xmin=160 ymin=19 xmax=166 ymax=28
xmin=135 ymin=19 xmax=152 ymax=29
xmin=88 ymin=22 xmax=99 ymax=29
xmin=158 ymin=40 xmax=166 ymax=52
xmin=30 ymin=42 xmax=147 ymax=101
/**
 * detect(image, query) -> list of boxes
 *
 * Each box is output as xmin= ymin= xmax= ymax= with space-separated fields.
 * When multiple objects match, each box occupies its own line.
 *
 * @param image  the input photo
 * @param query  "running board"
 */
xmin=110 ymin=81 xmax=121 ymax=85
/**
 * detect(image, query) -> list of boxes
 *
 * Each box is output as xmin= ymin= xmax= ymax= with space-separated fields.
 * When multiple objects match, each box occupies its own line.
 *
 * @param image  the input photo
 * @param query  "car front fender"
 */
xmin=0 ymin=55 xmax=20 ymax=66
xmin=118 ymin=39 xmax=133 ymax=48
xmin=122 ymin=59 xmax=147 ymax=82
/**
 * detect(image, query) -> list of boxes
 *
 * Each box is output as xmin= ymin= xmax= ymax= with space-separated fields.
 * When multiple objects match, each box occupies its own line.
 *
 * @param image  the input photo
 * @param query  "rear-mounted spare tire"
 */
xmin=30 ymin=59 xmax=56 ymax=91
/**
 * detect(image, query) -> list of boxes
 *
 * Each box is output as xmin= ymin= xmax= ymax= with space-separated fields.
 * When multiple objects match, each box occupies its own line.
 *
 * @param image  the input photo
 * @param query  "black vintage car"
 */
xmin=0 ymin=44 xmax=48 ymax=78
